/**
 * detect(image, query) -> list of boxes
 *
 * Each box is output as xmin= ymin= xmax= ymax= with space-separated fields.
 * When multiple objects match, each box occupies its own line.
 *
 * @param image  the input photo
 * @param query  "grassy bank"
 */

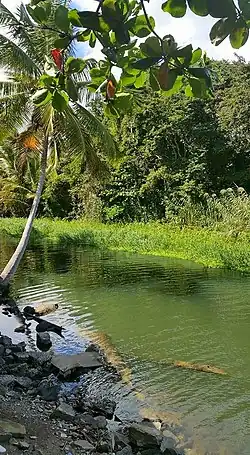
xmin=1 ymin=218 xmax=250 ymax=272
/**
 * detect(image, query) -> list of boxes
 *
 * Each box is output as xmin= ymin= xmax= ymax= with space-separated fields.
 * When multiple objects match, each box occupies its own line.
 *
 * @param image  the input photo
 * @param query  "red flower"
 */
xmin=51 ymin=49 xmax=63 ymax=71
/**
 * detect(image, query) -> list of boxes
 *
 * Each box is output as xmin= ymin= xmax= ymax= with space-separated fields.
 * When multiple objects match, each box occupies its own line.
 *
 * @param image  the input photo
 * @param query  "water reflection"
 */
xmin=1 ymin=239 xmax=250 ymax=454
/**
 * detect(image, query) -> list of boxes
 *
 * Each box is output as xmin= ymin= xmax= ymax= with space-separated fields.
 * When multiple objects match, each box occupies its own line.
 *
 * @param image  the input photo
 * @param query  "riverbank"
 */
xmin=0 ymin=293 xmax=191 ymax=455
xmin=1 ymin=218 xmax=250 ymax=272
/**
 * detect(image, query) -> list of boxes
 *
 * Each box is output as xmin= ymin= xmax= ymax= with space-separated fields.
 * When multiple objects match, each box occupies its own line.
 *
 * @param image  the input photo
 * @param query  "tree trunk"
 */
xmin=0 ymin=136 xmax=49 ymax=286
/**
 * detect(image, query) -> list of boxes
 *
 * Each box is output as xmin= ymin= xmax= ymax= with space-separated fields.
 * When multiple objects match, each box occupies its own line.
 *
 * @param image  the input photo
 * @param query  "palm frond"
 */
xmin=74 ymin=102 xmax=117 ymax=162
xmin=0 ymin=34 xmax=41 ymax=77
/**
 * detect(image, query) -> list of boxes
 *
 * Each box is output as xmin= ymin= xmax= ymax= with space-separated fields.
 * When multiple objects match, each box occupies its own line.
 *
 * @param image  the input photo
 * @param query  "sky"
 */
xmin=1 ymin=0 xmax=250 ymax=63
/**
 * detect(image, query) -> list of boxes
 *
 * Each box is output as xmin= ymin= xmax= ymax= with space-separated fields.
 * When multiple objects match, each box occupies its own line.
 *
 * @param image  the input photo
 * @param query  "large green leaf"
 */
xmin=68 ymin=9 xmax=82 ymax=27
xmin=32 ymin=88 xmax=52 ymax=106
xmin=55 ymin=5 xmax=70 ymax=33
xmin=132 ymin=57 xmax=160 ymax=70
xmin=66 ymin=77 xmax=78 ymax=102
xmin=52 ymin=90 xmax=69 ymax=112
xmin=140 ymin=37 xmax=162 ymax=57
xmin=210 ymin=17 xmax=236 ymax=46
xmin=78 ymin=11 xmax=110 ymax=33
xmin=65 ymin=57 xmax=86 ymax=74
xmin=239 ymin=0 xmax=250 ymax=20
xmin=162 ymin=0 xmax=187 ymax=18
xmin=26 ymin=3 xmax=50 ymax=23
xmin=54 ymin=36 xmax=70 ymax=49
xmin=190 ymin=48 xmax=202 ymax=64
xmin=128 ymin=15 xmax=155 ymax=38
xmin=113 ymin=93 xmax=132 ymax=113
xmin=230 ymin=23 xmax=249 ymax=48
xmin=207 ymin=0 xmax=236 ymax=18
xmin=134 ymin=71 xmax=148 ymax=88
xmin=120 ymin=72 xmax=137 ymax=86
xmin=187 ymin=0 xmax=208 ymax=16
xmin=176 ymin=44 xmax=193 ymax=64
xmin=188 ymin=67 xmax=212 ymax=87
xmin=188 ymin=77 xmax=207 ymax=97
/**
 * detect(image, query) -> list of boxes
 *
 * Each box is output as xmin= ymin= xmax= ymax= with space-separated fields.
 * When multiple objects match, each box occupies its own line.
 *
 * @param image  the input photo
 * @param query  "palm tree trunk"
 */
xmin=0 ymin=136 xmax=49 ymax=286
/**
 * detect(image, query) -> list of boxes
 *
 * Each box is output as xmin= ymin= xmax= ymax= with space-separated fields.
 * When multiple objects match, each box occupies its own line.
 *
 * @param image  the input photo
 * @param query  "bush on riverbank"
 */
xmin=0 ymin=218 xmax=250 ymax=272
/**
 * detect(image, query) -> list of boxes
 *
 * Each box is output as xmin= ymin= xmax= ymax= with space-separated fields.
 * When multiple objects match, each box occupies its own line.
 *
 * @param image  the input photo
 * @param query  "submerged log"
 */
xmin=33 ymin=315 xmax=65 ymax=338
xmin=23 ymin=303 xmax=58 ymax=317
xmin=173 ymin=360 xmax=227 ymax=375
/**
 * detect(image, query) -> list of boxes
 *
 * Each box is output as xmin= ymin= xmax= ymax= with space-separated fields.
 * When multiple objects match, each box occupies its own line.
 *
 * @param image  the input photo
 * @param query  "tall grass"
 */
xmin=0 ymin=215 xmax=250 ymax=272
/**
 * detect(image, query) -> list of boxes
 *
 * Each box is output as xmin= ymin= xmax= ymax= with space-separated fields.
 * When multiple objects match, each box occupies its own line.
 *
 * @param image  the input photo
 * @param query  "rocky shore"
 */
xmin=0 ymin=295 xmax=194 ymax=455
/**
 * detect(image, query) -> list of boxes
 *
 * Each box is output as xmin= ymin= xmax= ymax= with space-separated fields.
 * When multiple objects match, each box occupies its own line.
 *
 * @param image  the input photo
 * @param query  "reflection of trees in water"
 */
xmin=1 ymin=237 xmax=233 ymax=297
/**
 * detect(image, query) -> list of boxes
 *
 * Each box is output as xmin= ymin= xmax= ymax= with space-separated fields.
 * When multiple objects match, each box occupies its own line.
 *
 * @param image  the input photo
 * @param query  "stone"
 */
xmin=36 ymin=332 xmax=52 ymax=351
xmin=11 ymin=342 xmax=26 ymax=352
xmin=0 ymin=359 xmax=5 ymax=368
xmin=0 ymin=420 xmax=26 ymax=438
xmin=0 ymin=346 xmax=4 ymax=357
xmin=0 ymin=430 xmax=11 ymax=443
xmin=14 ymin=377 xmax=33 ymax=390
xmin=4 ymin=349 xmax=12 ymax=356
xmin=128 ymin=423 xmax=163 ymax=449
xmin=29 ymin=351 xmax=52 ymax=366
xmin=73 ymin=439 xmax=94 ymax=451
xmin=0 ymin=336 xmax=12 ymax=347
xmin=37 ymin=375 xmax=60 ymax=401
xmin=0 ymin=375 xmax=15 ymax=387
xmin=95 ymin=415 xmax=107 ymax=429
xmin=160 ymin=430 xmax=179 ymax=453
xmin=13 ymin=352 xmax=30 ymax=362
xmin=116 ymin=447 xmax=133 ymax=455
xmin=17 ymin=441 xmax=30 ymax=450
xmin=90 ymin=397 xmax=116 ymax=419
xmin=0 ymin=445 xmax=6 ymax=454
xmin=51 ymin=352 xmax=102 ymax=377
xmin=14 ymin=325 xmax=25 ymax=333
xmin=51 ymin=403 xmax=76 ymax=422
xmin=0 ymin=386 xmax=7 ymax=397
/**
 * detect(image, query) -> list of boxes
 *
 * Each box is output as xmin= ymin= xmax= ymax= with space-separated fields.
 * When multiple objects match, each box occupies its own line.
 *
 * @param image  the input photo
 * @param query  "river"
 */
xmin=0 ymin=237 xmax=250 ymax=454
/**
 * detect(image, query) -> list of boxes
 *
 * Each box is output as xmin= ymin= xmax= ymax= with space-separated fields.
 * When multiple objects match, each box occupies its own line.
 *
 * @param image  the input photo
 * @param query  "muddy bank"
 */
xmin=0 ymin=296 xmax=194 ymax=455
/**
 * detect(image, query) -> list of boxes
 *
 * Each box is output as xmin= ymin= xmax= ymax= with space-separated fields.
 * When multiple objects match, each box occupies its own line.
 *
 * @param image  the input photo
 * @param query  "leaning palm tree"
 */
xmin=0 ymin=2 xmax=116 ymax=287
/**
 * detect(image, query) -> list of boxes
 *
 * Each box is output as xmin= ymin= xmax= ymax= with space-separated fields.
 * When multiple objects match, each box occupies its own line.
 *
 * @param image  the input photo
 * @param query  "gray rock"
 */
xmin=160 ymin=430 xmax=179 ymax=453
xmin=37 ymin=375 xmax=60 ymax=401
xmin=95 ymin=415 xmax=107 ymax=429
xmin=13 ymin=352 xmax=30 ymax=362
xmin=0 ymin=358 xmax=5 ymax=368
xmin=0 ymin=346 xmax=4 ymax=357
xmin=11 ymin=342 xmax=26 ymax=352
xmin=51 ymin=352 xmax=102 ymax=377
xmin=0 ymin=420 xmax=26 ymax=438
xmin=14 ymin=377 xmax=33 ymax=390
xmin=128 ymin=423 xmax=163 ymax=449
xmin=0 ymin=375 xmax=15 ymax=387
xmin=17 ymin=441 xmax=30 ymax=450
xmin=29 ymin=351 xmax=52 ymax=366
xmin=14 ymin=325 xmax=25 ymax=333
xmin=73 ymin=439 xmax=94 ymax=451
xmin=36 ymin=332 xmax=52 ymax=351
xmin=51 ymin=403 xmax=76 ymax=422
xmin=87 ymin=397 xmax=116 ymax=419
xmin=0 ymin=445 xmax=6 ymax=454
xmin=0 ymin=430 xmax=11 ymax=443
xmin=5 ymin=349 xmax=12 ymax=356
xmin=0 ymin=336 xmax=12 ymax=347
xmin=116 ymin=447 xmax=133 ymax=455
xmin=0 ymin=386 xmax=7 ymax=397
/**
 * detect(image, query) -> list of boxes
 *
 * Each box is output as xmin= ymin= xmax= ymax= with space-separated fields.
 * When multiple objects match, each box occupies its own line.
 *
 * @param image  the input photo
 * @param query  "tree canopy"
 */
xmin=6 ymin=0 xmax=248 ymax=117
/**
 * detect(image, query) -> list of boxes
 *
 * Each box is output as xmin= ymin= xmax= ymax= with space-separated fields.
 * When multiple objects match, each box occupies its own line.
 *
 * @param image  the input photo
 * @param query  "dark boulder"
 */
xmin=36 ymin=332 xmax=52 ymax=351
xmin=128 ymin=423 xmax=163 ymax=449
xmin=37 ymin=375 xmax=60 ymax=401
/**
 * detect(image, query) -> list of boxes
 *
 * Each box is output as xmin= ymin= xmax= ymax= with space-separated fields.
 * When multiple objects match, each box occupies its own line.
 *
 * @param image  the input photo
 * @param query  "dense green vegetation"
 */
xmin=2 ymin=57 xmax=250 ymax=229
xmin=0 ymin=218 xmax=250 ymax=272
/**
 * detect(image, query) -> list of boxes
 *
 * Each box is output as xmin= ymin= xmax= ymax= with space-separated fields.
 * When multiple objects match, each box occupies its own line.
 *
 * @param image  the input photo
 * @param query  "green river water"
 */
xmin=0 ymin=238 xmax=250 ymax=454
